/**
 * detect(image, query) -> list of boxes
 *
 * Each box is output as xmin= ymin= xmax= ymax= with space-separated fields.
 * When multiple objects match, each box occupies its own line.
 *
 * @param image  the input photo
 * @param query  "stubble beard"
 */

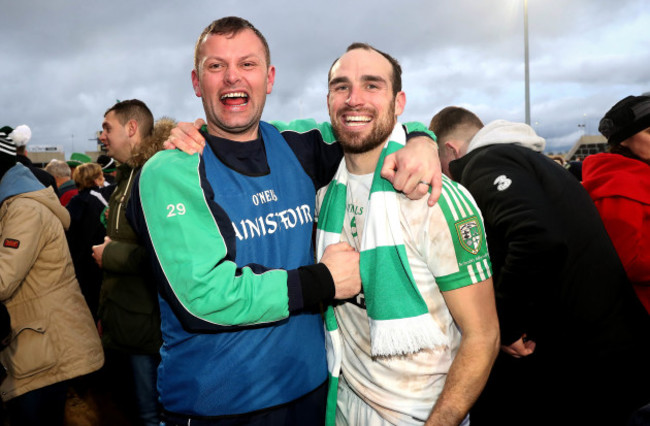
xmin=332 ymin=101 xmax=396 ymax=155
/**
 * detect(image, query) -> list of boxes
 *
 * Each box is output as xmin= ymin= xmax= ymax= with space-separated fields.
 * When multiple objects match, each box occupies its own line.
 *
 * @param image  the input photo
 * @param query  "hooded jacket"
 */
xmin=16 ymin=154 xmax=59 ymax=197
xmin=97 ymin=118 xmax=174 ymax=354
xmin=449 ymin=120 xmax=650 ymax=424
xmin=0 ymin=163 xmax=104 ymax=401
xmin=449 ymin=120 xmax=649 ymax=352
xmin=465 ymin=119 xmax=546 ymax=153
xmin=582 ymin=153 xmax=650 ymax=313
xmin=449 ymin=121 xmax=650 ymax=425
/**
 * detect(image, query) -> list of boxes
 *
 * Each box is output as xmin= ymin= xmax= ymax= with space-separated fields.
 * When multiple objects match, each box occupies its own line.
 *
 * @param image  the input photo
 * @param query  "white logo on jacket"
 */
xmin=231 ymin=204 xmax=313 ymax=240
xmin=493 ymin=175 xmax=512 ymax=191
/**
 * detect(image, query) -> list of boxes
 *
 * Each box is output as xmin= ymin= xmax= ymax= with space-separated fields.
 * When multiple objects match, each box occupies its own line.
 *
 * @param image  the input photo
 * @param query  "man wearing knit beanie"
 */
xmin=0 ymin=124 xmax=58 ymax=192
xmin=0 ymin=134 xmax=16 ymax=177
xmin=0 ymin=131 xmax=17 ymax=181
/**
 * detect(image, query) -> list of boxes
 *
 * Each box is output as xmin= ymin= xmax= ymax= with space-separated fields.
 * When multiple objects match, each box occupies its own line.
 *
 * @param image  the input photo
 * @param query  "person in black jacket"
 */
xmin=429 ymin=106 xmax=650 ymax=426
xmin=66 ymin=162 xmax=114 ymax=320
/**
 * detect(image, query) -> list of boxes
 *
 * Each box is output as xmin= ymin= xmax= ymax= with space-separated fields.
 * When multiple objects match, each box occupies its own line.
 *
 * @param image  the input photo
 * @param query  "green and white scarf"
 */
xmin=316 ymin=123 xmax=446 ymax=424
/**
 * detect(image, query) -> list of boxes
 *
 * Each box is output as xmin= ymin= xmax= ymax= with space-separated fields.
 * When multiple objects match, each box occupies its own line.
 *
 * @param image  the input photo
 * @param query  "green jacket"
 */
xmin=98 ymin=163 xmax=162 ymax=354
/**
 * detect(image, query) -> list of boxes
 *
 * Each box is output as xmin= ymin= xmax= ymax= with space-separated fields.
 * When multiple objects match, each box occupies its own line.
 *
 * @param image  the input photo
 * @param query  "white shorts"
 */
xmin=335 ymin=375 xmax=470 ymax=426
xmin=336 ymin=376 xmax=394 ymax=426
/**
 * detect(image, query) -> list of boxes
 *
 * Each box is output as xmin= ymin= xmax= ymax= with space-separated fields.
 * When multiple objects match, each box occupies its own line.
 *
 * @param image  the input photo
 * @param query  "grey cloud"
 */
xmin=1 ymin=0 xmax=648 ymax=157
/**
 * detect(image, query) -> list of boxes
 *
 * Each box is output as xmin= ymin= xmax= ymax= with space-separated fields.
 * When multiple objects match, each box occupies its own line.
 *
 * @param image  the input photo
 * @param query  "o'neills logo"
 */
xmin=232 ymin=204 xmax=313 ymax=240
xmin=3 ymin=238 xmax=20 ymax=249
xmin=251 ymin=189 xmax=278 ymax=206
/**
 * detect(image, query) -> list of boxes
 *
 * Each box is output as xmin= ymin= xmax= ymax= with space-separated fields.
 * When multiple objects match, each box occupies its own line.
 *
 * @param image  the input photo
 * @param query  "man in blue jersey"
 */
xmin=128 ymin=16 xmax=441 ymax=426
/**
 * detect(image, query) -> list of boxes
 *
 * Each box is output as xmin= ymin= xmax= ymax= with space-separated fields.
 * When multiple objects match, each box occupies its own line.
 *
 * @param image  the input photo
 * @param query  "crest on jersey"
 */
xmin=455 ymin=217 xmax=482 ymax=255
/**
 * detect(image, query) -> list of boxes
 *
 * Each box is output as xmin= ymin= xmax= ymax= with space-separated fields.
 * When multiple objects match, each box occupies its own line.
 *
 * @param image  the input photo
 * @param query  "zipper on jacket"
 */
xmin=114 ymin=168 xmax=135 ymax=233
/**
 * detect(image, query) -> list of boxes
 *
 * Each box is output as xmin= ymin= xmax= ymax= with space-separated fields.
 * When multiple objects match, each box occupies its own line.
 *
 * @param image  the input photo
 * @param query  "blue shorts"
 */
xmin=161 ymin=380 xmax=327 ymax=426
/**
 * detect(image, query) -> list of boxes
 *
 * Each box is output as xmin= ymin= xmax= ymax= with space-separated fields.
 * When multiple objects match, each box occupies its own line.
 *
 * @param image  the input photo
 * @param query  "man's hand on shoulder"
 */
xmin=380 ymin=135 xmax=442 ymax=206
xmin=163 ymin=118 xmax=206 ymax=155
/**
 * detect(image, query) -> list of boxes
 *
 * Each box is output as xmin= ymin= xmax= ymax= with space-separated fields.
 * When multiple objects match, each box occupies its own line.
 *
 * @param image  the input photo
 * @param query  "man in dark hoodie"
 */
xmin=429 ymin=106 xmax=650 ymax=426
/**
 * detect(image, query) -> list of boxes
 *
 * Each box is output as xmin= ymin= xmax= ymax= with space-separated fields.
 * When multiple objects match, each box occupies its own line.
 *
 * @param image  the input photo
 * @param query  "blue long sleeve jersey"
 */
xmin=127 ymin=119 xmax=434 ymax=417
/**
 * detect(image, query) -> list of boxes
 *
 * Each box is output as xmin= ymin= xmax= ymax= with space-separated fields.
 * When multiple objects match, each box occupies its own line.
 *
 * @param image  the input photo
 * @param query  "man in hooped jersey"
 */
xmin=315 ymin=43 xmax=499 ymax=426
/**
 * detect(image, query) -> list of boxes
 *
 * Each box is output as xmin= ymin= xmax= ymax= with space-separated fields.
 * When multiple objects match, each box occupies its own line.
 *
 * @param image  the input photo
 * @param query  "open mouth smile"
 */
xmin=221 ymin=92 xmax=249 ymax=106
xmin=343 ymin=115 xmax=372 ymax=127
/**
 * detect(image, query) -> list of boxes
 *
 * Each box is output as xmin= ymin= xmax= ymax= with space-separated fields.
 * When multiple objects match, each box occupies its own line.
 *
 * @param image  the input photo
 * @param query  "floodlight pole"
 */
xmin=524 ymin=0 xmax=531 ymax=125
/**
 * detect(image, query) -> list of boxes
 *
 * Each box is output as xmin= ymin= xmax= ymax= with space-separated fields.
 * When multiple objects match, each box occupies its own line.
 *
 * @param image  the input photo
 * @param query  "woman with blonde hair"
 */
xmin=72 ymin=162 xmax=105 ymax=190
xmin=66 ymin=162 xmax=115 ymax=319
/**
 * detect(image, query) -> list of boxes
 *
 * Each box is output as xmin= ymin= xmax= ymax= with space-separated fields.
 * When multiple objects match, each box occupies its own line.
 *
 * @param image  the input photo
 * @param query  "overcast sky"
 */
xmin=2 ymin=0 xmax=649 ymax=158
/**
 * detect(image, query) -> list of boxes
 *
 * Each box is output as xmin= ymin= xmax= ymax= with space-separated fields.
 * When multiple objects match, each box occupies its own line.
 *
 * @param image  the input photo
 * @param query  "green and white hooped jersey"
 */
xmin=317 ymin=174 xmax=491 ymax=425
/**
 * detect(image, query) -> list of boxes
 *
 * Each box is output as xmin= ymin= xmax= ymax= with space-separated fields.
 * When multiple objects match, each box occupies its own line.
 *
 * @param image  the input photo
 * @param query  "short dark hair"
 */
xmin=328 ymin=42 xmax=403 ymax=96
xmin=194 ymin=16 xmax=271 ymax=72
xmin=104 ymin=99 xmax=154 ymax=139
xmin=429 ymin=106 xmax=484 ymax=144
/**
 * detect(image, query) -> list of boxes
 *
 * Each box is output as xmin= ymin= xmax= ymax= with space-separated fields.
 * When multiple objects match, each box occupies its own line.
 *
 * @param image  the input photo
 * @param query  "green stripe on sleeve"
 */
xmin=139 ymin=150 xmax=290 ymax=326
xmin=434 ymin=176 xmax=492 ymax=292
xmin=403 ymin=121 xmax=437 ymax=141
xmin=270 ymin=119 xmax=338 ymax=144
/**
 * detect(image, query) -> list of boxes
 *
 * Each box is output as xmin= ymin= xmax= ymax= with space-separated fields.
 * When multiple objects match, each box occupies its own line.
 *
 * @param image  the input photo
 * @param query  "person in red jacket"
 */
xmin=583 ymin=94 xmax=650 ymax=314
